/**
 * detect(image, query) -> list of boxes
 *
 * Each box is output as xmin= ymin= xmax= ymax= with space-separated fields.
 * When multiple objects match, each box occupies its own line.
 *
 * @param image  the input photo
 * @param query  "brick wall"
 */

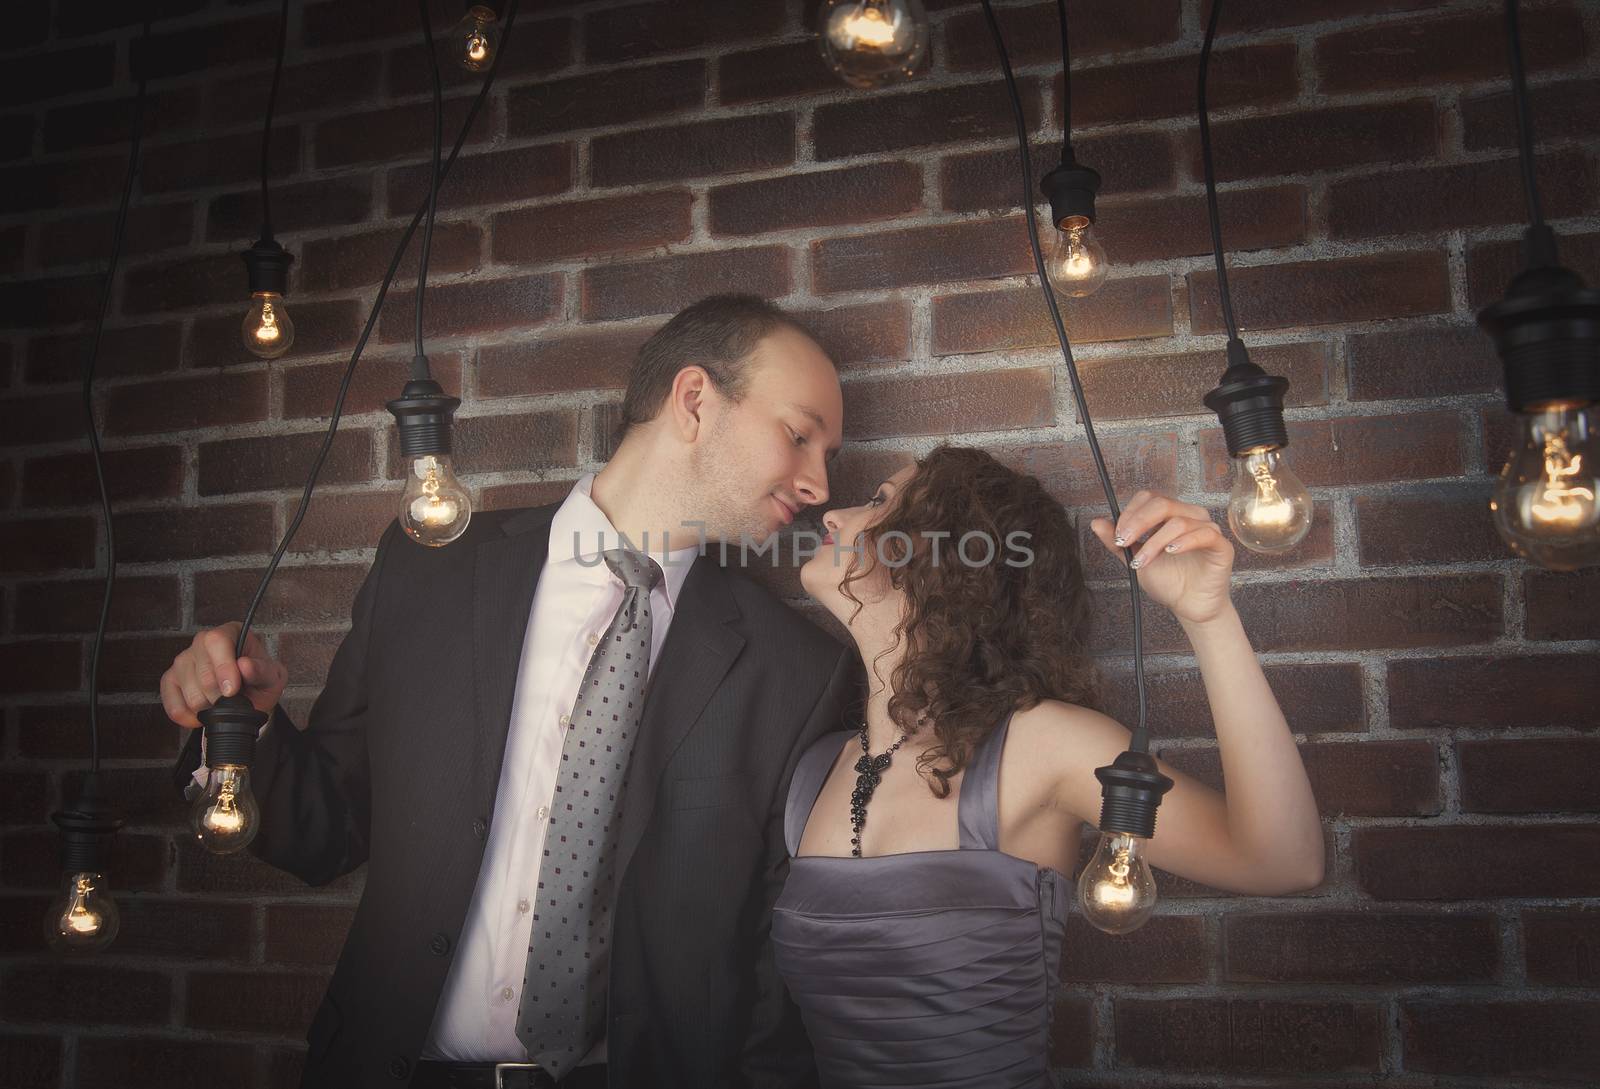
xmin=2 ymin=0 xmax=1598 ymax=1085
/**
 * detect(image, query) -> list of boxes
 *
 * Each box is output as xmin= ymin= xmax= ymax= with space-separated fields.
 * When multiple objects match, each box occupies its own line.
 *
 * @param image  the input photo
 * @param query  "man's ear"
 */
xmin=669 ymin=364 xmax=712 ymax=441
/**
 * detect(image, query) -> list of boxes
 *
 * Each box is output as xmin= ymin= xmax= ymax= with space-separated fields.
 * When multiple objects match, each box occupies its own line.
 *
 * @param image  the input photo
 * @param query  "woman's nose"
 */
xmin=822 ymin=509 xmax=842 ymax=532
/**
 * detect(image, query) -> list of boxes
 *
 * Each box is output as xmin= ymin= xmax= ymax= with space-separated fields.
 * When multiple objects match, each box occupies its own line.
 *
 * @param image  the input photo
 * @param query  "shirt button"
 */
xmin=517 ymin=897 xmax=530 ymax=914
xmin=536 ymin=805 xmax=549 ymax=821
xmin=558 ymin=713 xmax=570 ymax=728
xmin=586 ymin=632 xmax=599 ymax=646
xmin=471 ymin=817 xmax=487 ymax=840
xmin=389 ymin=1056 xmax=411 ymax=1079
xmin=500 ymin=986 xmax=514 ymax=1002
xmin=429 ymin=931 xmax=452 ymax=956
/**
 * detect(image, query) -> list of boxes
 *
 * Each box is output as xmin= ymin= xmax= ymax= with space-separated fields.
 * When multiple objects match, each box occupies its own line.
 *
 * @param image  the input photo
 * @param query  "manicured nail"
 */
xmin=221 ymin=680 xmax=235 ymax=695
xmin=1165 ymin=543 xmax=1178 ymax=552
xmin=1114 ymin=536 xmax=1126 ymax=547
xmin=1130 ymin=556 xmax=1143 ymax=569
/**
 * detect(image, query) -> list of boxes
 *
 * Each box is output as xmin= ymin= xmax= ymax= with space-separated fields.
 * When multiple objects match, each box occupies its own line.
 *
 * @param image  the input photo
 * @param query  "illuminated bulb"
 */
xmin=818 ymin=0 xmax=929 ymax=88
xmin=1226 ymin=446 xmax=1313 ymax=554
xmin=190 ymin=765 xmax=261 ymax=855
xmin=401 ymin=453 xmax=472 ymax=546
xmin=242 ymin=292 xmax=295 ymax=359
xmin=451 ymin=5 xmax=500 ymax=72
xmin=44 ymin=871 xmax=120 ymax=954
xmin=1077 ymin=831 xmax=1158 ymax=935
xmin=1490 ymin=404 xmax=1600 ymax=570
xmin=1045 ymin=220 xmax=1109 ymax=298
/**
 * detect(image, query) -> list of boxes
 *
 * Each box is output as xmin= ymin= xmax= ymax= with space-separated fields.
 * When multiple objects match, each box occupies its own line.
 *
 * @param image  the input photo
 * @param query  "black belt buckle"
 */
xmin=493 ymin=1062 xmax=545 ymax=1089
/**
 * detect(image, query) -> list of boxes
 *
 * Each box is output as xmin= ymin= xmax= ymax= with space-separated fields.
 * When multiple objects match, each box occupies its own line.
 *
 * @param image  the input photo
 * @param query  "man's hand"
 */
xmin=159 ymin=622 xmax=288 ymax=729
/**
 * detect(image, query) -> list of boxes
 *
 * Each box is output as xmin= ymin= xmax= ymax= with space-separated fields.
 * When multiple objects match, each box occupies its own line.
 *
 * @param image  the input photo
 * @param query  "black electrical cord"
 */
xmin=1198 ymin=0 xmax=1241 ymax=344
xmin=1055 ymin=0 xmax=1071 ymax=151
xmin=233 ymin=0 xmax=520 ymax=660
xmin=414 ymin=0 xmax=445 ymax=372
xmin=980 ymin=0 xmax=1149 ymax=750
xmin=259 ymin=0 xmax=289 ymax=239
xmin=82 ymin=19 xmax=153 ymax=772
xmin=1504 ymin=0 xmax=1545 ymax=231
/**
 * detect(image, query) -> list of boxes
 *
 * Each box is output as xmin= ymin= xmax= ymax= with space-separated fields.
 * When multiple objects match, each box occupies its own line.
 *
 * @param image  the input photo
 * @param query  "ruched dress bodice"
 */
xmin=772 ymin=713 xmax=1069 ymax=1089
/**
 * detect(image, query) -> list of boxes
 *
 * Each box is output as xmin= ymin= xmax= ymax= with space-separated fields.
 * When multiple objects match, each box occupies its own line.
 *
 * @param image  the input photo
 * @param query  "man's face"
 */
xmin=687 ymin=326 xmax=843 ymax=544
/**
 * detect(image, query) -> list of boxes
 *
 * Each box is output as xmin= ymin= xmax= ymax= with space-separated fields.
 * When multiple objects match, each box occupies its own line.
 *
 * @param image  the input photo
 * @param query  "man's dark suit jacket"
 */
xmin=175 ymin=501 xmax=861 ymax=1088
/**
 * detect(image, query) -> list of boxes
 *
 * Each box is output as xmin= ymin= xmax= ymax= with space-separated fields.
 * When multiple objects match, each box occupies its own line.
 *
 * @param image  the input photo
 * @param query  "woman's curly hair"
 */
xmin=838 ymin=445 xmax=1102 ymax=798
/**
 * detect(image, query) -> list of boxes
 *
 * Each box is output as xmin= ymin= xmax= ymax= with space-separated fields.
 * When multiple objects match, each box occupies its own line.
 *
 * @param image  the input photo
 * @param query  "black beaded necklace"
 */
xmin=849 ymin=721 xmax=909 ymax=858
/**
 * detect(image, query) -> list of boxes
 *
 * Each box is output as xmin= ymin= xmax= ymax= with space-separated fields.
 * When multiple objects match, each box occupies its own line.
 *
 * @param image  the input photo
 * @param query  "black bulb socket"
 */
xmin=1476 ymin=226 xmax=1600 ymax=414
xmin=52 ymin=773 xmax=124 ymax=875
xmin=387 ymin=374 xmax=459 ymax=458
xmin=1203 ymin=339 xmax=1291 ymax=457
xmin=198 ymin=694 xmax=267 ymax=769
xmin=241 ymin=235 xmax=294 ymax=298
xmin=1040 ymin=152 xmax=1101 ymax=232
xmin=1093 ymin=750 xmax=1174 ymax=840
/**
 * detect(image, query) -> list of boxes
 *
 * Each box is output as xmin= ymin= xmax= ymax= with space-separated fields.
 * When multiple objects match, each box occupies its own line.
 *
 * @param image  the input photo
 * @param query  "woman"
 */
xmin=777 ymin=445 xmax=1323 ymax=1088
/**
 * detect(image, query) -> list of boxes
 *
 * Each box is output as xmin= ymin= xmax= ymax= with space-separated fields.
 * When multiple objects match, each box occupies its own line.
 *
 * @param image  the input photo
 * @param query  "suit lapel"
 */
xmin=613 ymin=555 xmax=745 ymax=895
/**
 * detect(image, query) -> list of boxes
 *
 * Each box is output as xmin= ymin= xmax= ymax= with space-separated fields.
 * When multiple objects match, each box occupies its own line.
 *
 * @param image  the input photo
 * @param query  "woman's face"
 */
xmin=800 ymin=465 xmax=917 ymax=622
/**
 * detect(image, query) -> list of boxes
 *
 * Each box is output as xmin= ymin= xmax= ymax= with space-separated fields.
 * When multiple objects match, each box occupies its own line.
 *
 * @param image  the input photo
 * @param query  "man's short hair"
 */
xmin=610 ymin=294 xmax=827 ymax=453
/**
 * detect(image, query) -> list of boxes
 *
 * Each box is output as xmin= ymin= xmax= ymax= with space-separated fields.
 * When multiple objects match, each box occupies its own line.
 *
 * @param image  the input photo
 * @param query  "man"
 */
xmin=161 ymin=295 xmax=859 ymax=1089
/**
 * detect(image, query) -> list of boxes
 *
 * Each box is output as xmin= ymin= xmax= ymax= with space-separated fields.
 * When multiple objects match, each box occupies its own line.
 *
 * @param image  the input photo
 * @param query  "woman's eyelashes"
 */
xmin=866 ymin=490 xmax=886 ymax=508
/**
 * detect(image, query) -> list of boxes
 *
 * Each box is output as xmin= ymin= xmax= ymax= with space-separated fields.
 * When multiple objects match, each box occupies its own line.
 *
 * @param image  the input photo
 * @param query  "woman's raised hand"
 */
xmin=1089 ymin=491 xmax=1236 ymax=625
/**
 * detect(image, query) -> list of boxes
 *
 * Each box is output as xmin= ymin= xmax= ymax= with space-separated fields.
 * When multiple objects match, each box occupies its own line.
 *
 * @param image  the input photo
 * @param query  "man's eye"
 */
xmin=790 ymin=429 xmax=807 ymax=447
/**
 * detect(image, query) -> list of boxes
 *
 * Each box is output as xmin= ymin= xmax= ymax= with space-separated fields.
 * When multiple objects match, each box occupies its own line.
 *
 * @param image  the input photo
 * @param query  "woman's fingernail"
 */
xmin=1165 ymin=543 xmax=1178 ymax=553
xmin=1114 ymin=536 xmax=1126 ymax=547
xmin=1130 ymin=556 xmax=1143 ymax=569
xmin=221 ymin=680 xmax=235 ymax=695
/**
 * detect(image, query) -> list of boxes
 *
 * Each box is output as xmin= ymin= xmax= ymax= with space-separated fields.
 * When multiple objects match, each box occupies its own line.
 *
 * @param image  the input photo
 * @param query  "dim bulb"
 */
xmin=818 ymin=0 xmax=929 ymax=88
xmin=242 ymin=292 xmax=294 ymax=359
xmin=1226 ymin=446 xmax=1313 ymax=554
xmin=44 ymin=871 xmax=120 ymax=954
xmin=1490 ymin=404 xmax=1600 ymax=570
xmin=1076 ymin=831 xmax=1158 ymax=935
xmin=1045 ymin=220 xmax=1109 ymax=298
xmin=401 ymin=453 xmax=472 ymax=546
xmin=190 ymin=765 xmax=260 ymax=855
xmin=451 ymin=4 xmax=500 ymax=72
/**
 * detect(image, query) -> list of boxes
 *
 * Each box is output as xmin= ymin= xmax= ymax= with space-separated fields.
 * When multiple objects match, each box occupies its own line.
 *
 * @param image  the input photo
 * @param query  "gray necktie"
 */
xmin=516 ymin=547 xmax=662 ymax=1077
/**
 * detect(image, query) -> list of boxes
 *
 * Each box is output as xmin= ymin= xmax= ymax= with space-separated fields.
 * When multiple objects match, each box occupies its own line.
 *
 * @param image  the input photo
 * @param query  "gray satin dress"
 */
xmin=772 ymin=712 xmax=1070 ymax=1089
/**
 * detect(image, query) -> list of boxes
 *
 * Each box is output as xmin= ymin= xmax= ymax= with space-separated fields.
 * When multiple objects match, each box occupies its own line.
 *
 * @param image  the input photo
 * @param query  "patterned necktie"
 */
xmin=516 ymin=548 xmax=662 ymax=1077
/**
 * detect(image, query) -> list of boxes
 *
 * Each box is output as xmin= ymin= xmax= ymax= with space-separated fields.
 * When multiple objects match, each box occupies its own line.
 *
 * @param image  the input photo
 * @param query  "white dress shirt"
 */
xmin=421 ymin=473 xmax=701 ymax=1062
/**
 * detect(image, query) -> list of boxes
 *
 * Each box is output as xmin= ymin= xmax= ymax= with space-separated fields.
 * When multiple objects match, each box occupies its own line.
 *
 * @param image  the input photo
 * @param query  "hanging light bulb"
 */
xmin=1225 ymin=446 xmax=1313 ymax=554
xmin=450 ymin=4 xmax=499 ymax=72
xmin=1045 ymin=219 xmax=1109 ymax=298
xmin=190 ymin=763 xmax=261 ymax=854
xmin=240 ymin=236 xmax=296 ymax=360
xmin=818 ymin=0 xmax=929 ymax=88
xmin=401 ymin=452 xmax=472 ymax=546
xmin=1077 ymin=830 xmax=1158 ymax=934
xmin=1489 ymin=404 xmax=1600 ymax=570
xmin=45 ymin=774 xmax=123 ymax=955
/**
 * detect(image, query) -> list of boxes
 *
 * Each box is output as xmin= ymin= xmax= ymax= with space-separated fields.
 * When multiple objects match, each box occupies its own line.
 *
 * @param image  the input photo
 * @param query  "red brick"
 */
xmin=1182 ymin=100 xmax=1439 ymax=184
xmin=1401 ymin=1000 xmax=1600 ymax=1079
xmin=1523 ymin=908 xmax=1600 ymax=986
xmin=139 ymin=128 xmax=299 ymax=194
xmin=944 ymin=1 xmax=1181 ymax=70
xmin=1 ymin=964 xmax=170 ymax=1026
xmin=114 ymin=503 xmax=275 ymax=563
xmin=481 ymin=479 xmax=583 ymax=513
xmin=995 ymin=432 xmax=1180 ymax=513
xmin=100 ymin=634 xmax=191 ymax=694
xmin=1114 ymin=998 xmax=1382 ymax=1073
xmin=387 ymin=17 xmax=572 ymax=97
xmin=1188 ymin=251 xmax=1451 ymax=334
xmin=1066 ymin=43 xmax=1298 ymax=127
xmin=1164 ymin=739 xmax=1439 ymax=817
xmin=1100 ymin=662 xmax=1365 ymax=739
xmin=582 ymin=247 xmax=789 ymax=321
xmin=120 ymin=252 xmax=245 ymax=315
xmin=796 ymin=300 xmax=913 ymax=370
xmin=314 ymin=95 xmax=499 ymax=169
xmin=297 ymin=223 xmax=482 ymax=294
xmin=1231 ymin=574 xmax=1504 ymax=652
xmin=302 ymin=0 xmax=462 ymax=48
xmin=386 ymin=142 xmax=573 ymax=213
xmin=0 ymin=273 xmax=104 ymax=329
xmin=104 ymin=370 xmax=269 ymax=437
xmin=1102 ymin=184 xmax=1306 ymax=263
xmin=195 ymin=564 xmax=368 ymax=628
xmin=36 ymin=201 xmax=196 ymax=269
xmin=0 ymin=516 xmax=97 ymax=573
xmin=1219 ymin=0 xmax=1437 ymax=32
xmin=1388 ymin=653 xmax=1600 ymax=731
xmin=1047 ymin=996 xmax=1094 ymax=1068
xmin=278 ymin=490 xmax=398 ymax=554
xmin=1080 ymin=342 xmax=1327 ymax=422
xmin=384 ymin=410 xmax=580 ymax=479
xmin=206 ymin=175 xmax=375 ymax=242
xmin=1316 ymin=7 xmax=1588 ymax=95
xmin=591 ymin=113 xmax=795 ymax=188
xmin=942 ymin=132 xmax=1178 ymax=213
xmin=264 ymin=903 xmax=358 ymax=965
xmin=187 ymin=298 xmax=362 ymax=368
xmin=379 ymin=273 xmax=561 ymax=343
xmin=14 ymin=574 xmax=181 ymax=635
xmin=40 ymin=86 xmax=202 ymax=154
xmin=76 ymin=1037 xmax=255 ymax=1089
xmin=932 ymin=277 xmax=1167 ymax=356
xmin=816 ymin=218 xmax=1039 ymax=295
xmin=719 ymin=40 xmax=837 ymax=106
xmin=210 ymin=51 xmax=384 ymax=127
xmin=2 ymin=828 xmax=168 ymax=892
xmin=1357 ymin=825 xmax=1600 ymax=899
xmin=0 ymin=43 xmax=115 ymax=106
xmin=175 ymin=833 xmax=362 ymax=896
xmin=1524 ymin=569 xmax=1600 ymax=643
xmin=493 ymin=190 xmax=694 ymax=263
xmin=843 ymin=367 xmax=1054 ymax=441
xmin=0 ymin=155 xmax=126 ymax=215
xmin=282 ymin=350 xmax=463 ymax=420
xmin=186 ymin=970 xmax=328 ymax=1036
xmin=1356 ymin=482 xmax=1504 ymax=567
xmin=17 ymin=702 xmax=180 ymax=761
xmin=198 ymin=429 xmax=372 ymax=497
xmin=131 ymin=14 xmax=281 ymax=80
xmin=709 ymin=163 xmax=922 ymax=238
xmin=505 ymin=60 xmax=706 ymax=139
xmin=1224 ymin=913 xmax=1498 ymax=983
xmin=478 ymin=327 xmax=652 ymax=399
xmin=1328 ymin=151 xmax=1594 ymax=240
xmin=0 ymin=771 xmax=48 ymax=824
xmin=61 ymin=763 xmax=186 ymax=829
xmin=0 ymin=116 xmax=31 ymax=164
xmin=814 ymin=80 xmax=1042 ymax=162
xmin=0 ymin=390 xmax=86 ymax=447
xmin=1058 ymin=915 xmax=1209 ymax=983
xmin=1467 ymin=230 xmax=1599 ymax=310
xmin=1346 ymin=322 xmax=1502 ymax=401
xmin=1458 ymin=738 xmax=1600 ymax=814
xmin=1200 ymin=411 xmax=1464 ymax=489
xmin=584 ymin=2 xmax=784 ymax=64
xmin=0 ymin=1035 xmax=57 ymax=1089
xmin=1463 ymin=77 xmax=1600 ymax=152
